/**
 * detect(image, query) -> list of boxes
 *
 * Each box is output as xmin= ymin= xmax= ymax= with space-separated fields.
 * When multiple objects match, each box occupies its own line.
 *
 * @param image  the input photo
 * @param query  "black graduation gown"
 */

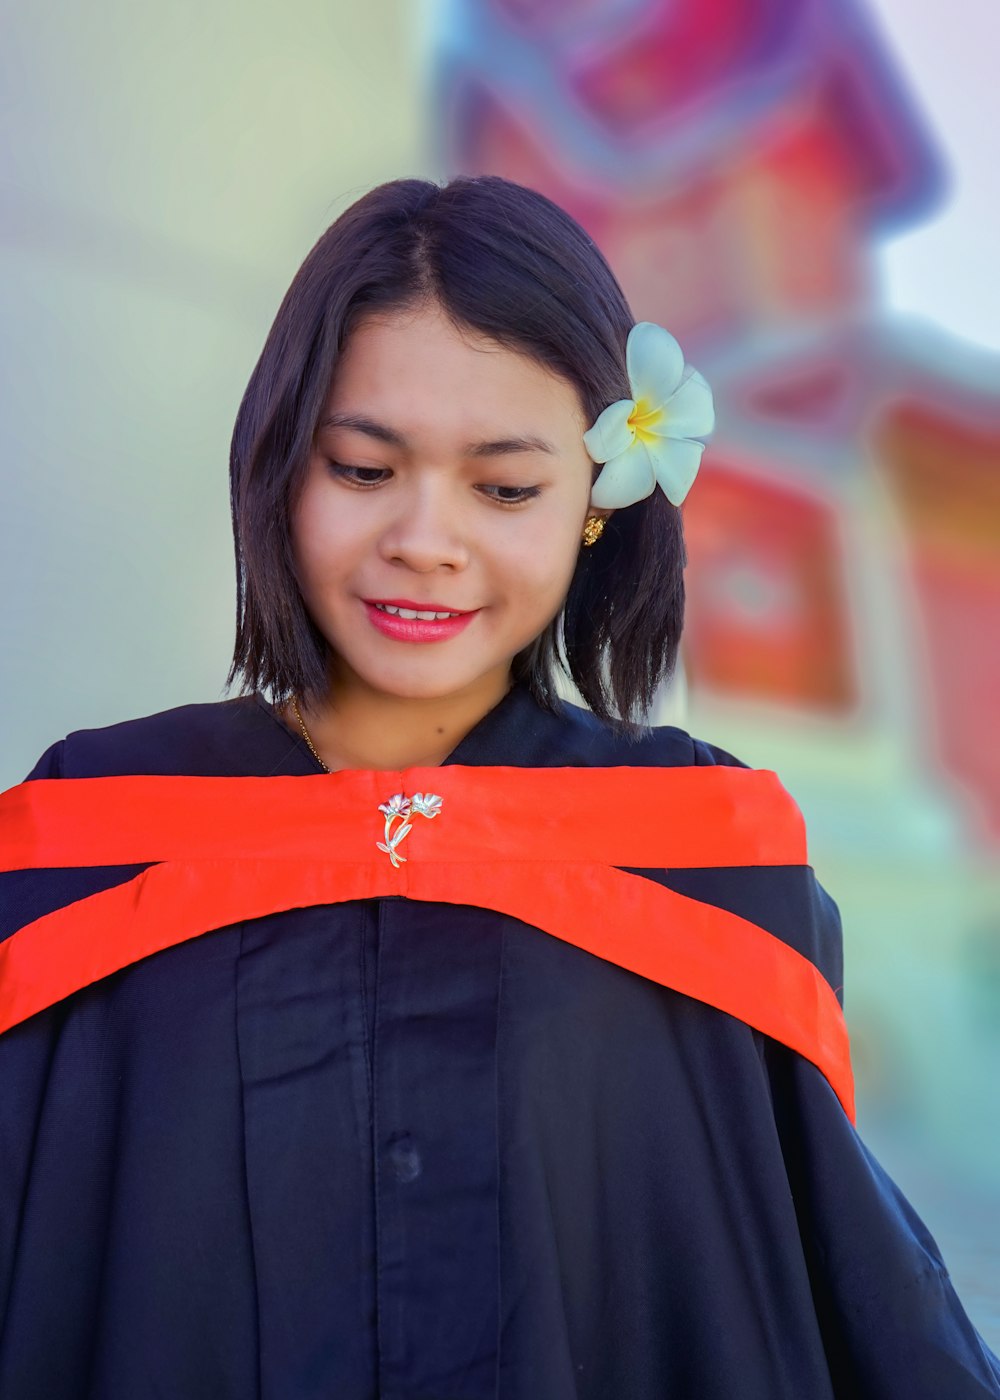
xmin=1 ymin=681 xmax=998 ymax=1400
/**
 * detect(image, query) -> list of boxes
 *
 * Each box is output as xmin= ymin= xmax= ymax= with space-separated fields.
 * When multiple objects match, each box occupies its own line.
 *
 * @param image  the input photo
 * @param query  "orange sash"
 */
xmin=0 ymin=764 xmax=854 ymax=1122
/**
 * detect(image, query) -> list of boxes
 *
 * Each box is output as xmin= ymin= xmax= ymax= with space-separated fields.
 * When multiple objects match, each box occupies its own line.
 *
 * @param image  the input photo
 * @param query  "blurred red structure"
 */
xmin=433 ymin=0 xmax=1000 ymax=854
xmin=683 ymin=461 xmax=857 ymax=712
xmin=874 ymin=399 xmax=1000 ymax=841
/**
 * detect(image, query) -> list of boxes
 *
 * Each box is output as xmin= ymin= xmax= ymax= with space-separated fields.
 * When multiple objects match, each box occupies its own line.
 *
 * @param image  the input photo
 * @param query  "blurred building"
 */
xmin=431 ymin=0 xmax=1000 ymax=1198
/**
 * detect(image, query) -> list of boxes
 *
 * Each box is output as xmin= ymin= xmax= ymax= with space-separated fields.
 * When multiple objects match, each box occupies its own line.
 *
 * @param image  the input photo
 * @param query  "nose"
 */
xmin=377 ymin=479 xmax=471 ymax=573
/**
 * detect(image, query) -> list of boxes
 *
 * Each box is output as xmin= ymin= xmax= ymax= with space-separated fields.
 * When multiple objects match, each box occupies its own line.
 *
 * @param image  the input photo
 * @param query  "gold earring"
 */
xmin=581 ymin=515 xmax=606 ymax=547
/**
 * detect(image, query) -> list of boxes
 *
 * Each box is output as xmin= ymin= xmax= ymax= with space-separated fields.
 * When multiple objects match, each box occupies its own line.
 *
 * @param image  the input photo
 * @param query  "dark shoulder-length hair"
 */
xmin=225 ymin=174 xmax=686 ymax=730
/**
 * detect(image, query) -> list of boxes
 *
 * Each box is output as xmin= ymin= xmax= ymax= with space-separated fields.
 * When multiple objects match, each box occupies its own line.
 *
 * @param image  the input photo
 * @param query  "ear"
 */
xmin=587 ymin=457 xmax=615 ymax=523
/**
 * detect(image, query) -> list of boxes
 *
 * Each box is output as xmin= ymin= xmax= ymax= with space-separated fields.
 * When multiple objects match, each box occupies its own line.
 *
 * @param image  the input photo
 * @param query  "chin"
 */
xmin=384 ymin=673 xmax=486 ymax=702
xmin=358 ymin=655 xmax=508 ymax=704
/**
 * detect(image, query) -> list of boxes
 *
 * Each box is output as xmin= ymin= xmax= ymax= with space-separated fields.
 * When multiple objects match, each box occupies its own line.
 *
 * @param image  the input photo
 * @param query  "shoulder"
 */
xmin=19 ymin=694 xmax=289 ymax=782
xmin=547 ymin=698 xmax=752 ymax=772
xmin=624 ymin=725 xmax=751 ymax=771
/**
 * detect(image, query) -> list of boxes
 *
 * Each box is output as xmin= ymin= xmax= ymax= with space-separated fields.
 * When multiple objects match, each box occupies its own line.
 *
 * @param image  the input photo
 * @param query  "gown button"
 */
xmin=387 ymin=1133 xmax=422 ymax=1182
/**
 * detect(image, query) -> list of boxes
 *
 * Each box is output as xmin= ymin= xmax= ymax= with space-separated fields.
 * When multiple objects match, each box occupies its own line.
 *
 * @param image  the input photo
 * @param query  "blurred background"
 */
xmin=1 ymin=0 xmax=997 ymax=1347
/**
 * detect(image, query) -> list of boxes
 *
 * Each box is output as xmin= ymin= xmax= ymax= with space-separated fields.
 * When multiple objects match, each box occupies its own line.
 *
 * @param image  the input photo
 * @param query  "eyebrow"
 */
xmin=317 ymin=411 xmax=557 ymax=458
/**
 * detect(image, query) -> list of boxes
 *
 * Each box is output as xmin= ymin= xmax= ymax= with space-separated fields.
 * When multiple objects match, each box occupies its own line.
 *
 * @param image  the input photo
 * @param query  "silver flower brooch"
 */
xmin=376 ymin=791 xmax=443 ymax=868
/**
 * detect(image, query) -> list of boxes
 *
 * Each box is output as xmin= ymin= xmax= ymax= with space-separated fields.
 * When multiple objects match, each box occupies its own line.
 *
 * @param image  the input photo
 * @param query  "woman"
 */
xmin=1 ymin=175 xmax=998 ymax=1399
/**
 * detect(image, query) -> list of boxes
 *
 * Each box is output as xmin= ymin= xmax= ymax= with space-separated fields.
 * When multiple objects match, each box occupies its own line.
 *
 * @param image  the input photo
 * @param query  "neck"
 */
xmin=290 ymin=666 xmax=513 ymax=772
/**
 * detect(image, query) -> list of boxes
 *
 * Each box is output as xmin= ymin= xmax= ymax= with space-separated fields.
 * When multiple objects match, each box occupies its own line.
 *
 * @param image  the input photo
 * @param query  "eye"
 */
xmin=478 ymin=484 xmax=543 ymax=505
xmin=326 ymin=462 xmax=389 ymax=487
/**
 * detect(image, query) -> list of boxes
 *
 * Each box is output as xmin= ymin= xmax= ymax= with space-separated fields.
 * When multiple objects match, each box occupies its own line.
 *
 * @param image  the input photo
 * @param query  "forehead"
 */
xmin=325 ymin=302 xmax=585 ymax=430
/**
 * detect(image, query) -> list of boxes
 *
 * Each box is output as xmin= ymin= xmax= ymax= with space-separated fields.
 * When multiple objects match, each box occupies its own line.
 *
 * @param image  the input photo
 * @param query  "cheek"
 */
xmin=290 ymin=481 xmax=350 ymax=579
xmin=289 ymin=526 xmax=335 ymax=614
xmin=501 ymin=511 xmax=582 ymax=601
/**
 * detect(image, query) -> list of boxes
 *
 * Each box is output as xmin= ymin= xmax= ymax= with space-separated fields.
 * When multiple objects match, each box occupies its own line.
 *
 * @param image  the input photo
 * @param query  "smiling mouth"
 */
xmin=371 ymin=603 xmax=466 ymax=620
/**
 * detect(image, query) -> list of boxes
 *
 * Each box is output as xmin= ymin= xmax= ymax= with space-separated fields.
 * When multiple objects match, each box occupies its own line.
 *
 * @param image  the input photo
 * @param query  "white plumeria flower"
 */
xmin=584 ymin=321 xmax=715 ymax=509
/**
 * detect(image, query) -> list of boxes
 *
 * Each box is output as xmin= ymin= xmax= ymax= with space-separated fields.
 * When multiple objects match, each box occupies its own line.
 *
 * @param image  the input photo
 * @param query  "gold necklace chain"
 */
xmin=289 ymin=694 xmax=330 ymax=772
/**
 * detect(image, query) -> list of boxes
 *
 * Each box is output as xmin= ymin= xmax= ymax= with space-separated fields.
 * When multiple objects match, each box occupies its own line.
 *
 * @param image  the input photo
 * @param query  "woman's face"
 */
xmin=290 ymin=299 xmax=599 ymax=708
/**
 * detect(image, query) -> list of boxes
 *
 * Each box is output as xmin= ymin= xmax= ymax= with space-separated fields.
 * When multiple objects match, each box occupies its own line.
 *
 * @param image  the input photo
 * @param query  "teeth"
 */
xmin=375 ymin=603 xmax=460 ymax=620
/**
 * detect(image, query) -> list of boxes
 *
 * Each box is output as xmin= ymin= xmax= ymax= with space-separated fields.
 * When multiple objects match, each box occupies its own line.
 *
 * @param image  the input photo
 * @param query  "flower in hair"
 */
xmin=584 ymin=322 xmax=715 ymax=509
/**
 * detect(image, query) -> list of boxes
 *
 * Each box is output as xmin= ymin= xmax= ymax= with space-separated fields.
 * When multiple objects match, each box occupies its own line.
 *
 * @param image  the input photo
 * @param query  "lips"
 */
xmin=363 ymin=600 xmax=478 ymax=644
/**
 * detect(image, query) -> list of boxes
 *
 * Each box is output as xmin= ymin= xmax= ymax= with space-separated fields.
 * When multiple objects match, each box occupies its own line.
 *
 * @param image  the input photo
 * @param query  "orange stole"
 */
xmin=0 ymin=764 xmax=855 ymax=1122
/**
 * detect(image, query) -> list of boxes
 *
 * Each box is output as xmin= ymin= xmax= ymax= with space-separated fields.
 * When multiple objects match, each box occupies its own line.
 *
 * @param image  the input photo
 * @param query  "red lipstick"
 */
xmin=362 ymin=598 xmax=479 ymax=644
